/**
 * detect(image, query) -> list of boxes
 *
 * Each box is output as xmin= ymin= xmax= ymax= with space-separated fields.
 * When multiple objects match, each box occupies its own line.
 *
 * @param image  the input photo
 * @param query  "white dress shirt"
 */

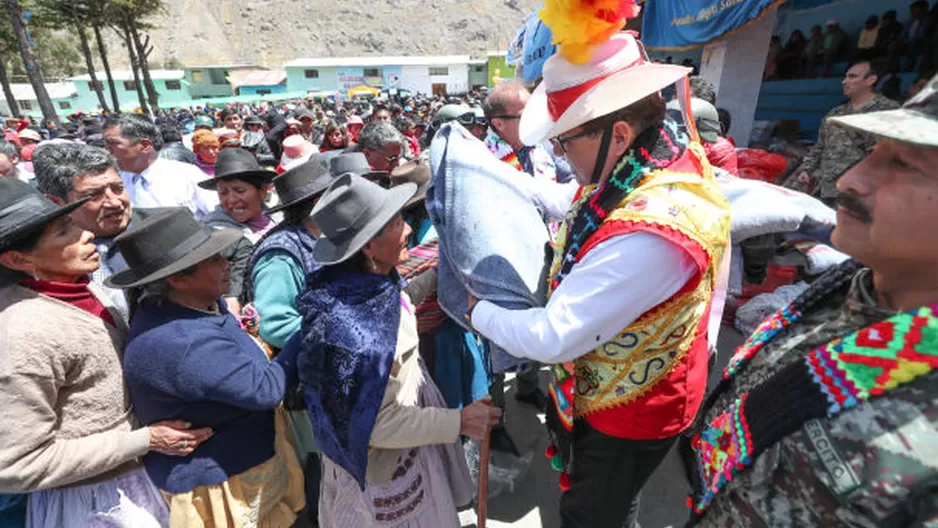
xmin=120 ymin=157 xmax=218 ymax=219
xmin=471 ymin=233 xmax=697 ymax=363
xmin=472 ymin=175 xmax=727 ymax=364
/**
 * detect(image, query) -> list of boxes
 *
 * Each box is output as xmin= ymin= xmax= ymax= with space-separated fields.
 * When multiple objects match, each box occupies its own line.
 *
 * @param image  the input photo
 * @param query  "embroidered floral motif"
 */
xmin=691 ymin=394 xmax=752 ymax=514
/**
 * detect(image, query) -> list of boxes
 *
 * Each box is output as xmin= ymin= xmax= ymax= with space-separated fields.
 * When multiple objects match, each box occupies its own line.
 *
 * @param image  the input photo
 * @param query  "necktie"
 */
xmin=132 ymin=173 xmax=158 ymax=208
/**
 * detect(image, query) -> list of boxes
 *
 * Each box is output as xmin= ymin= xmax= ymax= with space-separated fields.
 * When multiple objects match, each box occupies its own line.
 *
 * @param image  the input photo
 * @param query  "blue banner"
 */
xmin=643 ymin=0 xmax=784 ymax=50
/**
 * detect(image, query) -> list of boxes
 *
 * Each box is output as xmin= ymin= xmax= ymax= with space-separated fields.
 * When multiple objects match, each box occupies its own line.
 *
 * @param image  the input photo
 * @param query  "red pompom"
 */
xmin=558 ymin=472 xmax=571 ymax=491
xmin=545 ymin=445 xmax=559 ymax=459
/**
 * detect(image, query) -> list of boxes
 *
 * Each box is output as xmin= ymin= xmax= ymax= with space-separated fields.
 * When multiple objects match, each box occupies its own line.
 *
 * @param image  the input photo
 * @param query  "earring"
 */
xmin=367 ymin=257 xmax=377 ymax=273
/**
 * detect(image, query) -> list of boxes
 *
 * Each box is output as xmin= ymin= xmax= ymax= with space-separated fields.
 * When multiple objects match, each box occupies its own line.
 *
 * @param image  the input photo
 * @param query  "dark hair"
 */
xmin=911 ymin=0 xmax=928 ymax=12
xmin=848 ymin=59 xmax=885 ymax=80
xmin=717 ymin=108 xmax=732 ymax=136
xmin=226 ymin=173 xmax=269 ymax=190
xmin=689 ymin=76 xmax=717 ymax=105
xmin=322 ymin=120 xmax=348 ymax=147
xmin=219 ymin=108 xmax=241 ymax=121
xmin=104 ymin=113 xmax=163 ymax=149
xmin=34 ymin=143 xmax=118 ymax=200
xmin=160 ymin=122 xmax=183 ymax=144
xmin=578 ymin=92 xmax=667 ymax=138
xmin=282 ymin=198 xmax=317 ymax=226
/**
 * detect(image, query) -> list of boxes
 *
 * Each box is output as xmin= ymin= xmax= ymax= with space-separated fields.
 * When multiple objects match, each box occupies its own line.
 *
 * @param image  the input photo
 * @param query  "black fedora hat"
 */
xmin=311 ymin=173 xmax=416 ymax=265
xmin=267 ymin=157 xmax=334 ymax=214
xmin=104 ymin=208 xmax=242 ymax=289
xmin=0 ymin=178 xmax=89 ymax=253
xmin=197 ymin=148 xmax=274 ymax=190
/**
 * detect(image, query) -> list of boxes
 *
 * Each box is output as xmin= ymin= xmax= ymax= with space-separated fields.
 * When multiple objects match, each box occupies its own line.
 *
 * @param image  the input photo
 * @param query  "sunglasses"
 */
xmin=493 ymin=114 xmax=522 ymax=120
xmin=553 ymin=128 xmax=596 ymax=154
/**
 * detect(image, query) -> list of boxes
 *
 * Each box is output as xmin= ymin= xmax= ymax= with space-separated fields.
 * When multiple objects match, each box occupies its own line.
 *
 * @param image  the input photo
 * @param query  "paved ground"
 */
xmin=458 ymin=327 xmax=747 ymax=528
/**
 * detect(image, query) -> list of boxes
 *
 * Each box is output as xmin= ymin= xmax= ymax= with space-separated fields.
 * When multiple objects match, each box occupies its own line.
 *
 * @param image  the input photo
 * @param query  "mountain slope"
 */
xmin=143 ymin=0 xmax=539 ymax=67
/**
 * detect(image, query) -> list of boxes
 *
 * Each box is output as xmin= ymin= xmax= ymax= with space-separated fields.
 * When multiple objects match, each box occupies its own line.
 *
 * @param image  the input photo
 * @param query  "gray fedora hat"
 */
xmin=267 ymin=157 xmax=333 ymax=214
xmin=311 ymin=173 xmax=417 ymax=265
xmin=104 ymin=208 xmax=242 ymax=289
xmin=329 ymin=152 xmax=386 ymax=179
xmin=0 ymin=178 xmax=89 ymax=253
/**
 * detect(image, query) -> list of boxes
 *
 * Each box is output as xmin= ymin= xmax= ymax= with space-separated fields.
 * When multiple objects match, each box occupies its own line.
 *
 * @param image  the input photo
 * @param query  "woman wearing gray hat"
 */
xmin=296 ymin=174 xmax=501 ymax=527
xmin=109 ymin=208 xmax=305 ymax=527
xmin=0 ymin=179 xmax=213 ymax=527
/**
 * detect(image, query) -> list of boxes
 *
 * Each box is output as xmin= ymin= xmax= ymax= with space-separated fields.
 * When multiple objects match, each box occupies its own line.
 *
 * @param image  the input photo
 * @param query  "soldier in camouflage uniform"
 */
xmin=787 ymin=60 xmax=900 ymax=205
xmin=688 ymin=74 xmax=938 ymax=527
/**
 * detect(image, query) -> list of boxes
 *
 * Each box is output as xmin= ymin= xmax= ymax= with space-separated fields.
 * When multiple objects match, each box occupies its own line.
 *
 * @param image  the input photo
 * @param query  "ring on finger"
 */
xmin=183 ymin=439 xmax=189 ymax=449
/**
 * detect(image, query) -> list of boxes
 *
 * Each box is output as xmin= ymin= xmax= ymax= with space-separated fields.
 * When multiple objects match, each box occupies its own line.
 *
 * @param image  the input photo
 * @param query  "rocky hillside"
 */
xmin=137 ymin=0 xmax=539 ymax=67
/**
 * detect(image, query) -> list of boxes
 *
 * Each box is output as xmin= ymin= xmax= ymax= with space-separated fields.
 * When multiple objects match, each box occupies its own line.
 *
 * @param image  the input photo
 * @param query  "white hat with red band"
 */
xmin=519 ymin=32 xmax=691 ymax=146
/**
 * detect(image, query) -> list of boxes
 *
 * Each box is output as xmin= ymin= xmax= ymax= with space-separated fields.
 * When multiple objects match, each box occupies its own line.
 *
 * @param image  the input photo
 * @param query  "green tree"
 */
xmin=4 ymin=0 xmax=56 ymax=121
xmin=33 ymin=0 xmax=109 ymax=111
xmin=110 ymin=0 xmax=164 ymax=113
xmin=0 ymin=23 xmax=20 ymax=117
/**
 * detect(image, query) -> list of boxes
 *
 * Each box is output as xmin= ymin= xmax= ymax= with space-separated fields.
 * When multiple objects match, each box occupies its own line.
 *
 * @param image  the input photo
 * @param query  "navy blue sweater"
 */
xmin=123 ymin=296 xmax=299 ymax=493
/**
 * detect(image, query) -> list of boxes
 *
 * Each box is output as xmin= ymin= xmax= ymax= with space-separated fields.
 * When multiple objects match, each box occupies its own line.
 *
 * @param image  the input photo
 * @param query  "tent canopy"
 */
xmin=348 ymin=85 xmax=380 ymax=97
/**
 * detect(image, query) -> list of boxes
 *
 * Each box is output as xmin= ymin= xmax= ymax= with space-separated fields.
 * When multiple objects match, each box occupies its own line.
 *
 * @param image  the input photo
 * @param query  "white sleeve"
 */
xmin=471 ymin=232 xmax=698 ymax=363
xmin=186 ymin=166 xmax=220 ymax=220
xmin=528 ymin=178 xmax=579 ymax=222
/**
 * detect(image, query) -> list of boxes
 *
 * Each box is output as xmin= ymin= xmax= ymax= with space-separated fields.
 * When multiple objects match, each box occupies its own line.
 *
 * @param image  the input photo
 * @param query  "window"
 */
xmin=304 ymin=69 xmax=319 ymax=79
xmin=191 ymin=70 xmax=204 ymax=83
xmin=429 ymin=67 xmax=449 ymax=76
xmin=123 ymin=80 xmax=137 ymax=91
xmin=87 ymin=80 xmax=103 ymax=91
xmin=209 ymin=69 xmax=227 ymax=85
xmin=58 ymin=101 xmax=71 ymax=110
xmin=363 ymin=68 xmax=381 ymax=77
xmin=165 ymin=80 xmax=181 ymax=90
xmin=473 ymin=65 xmax=484 ymax=72
xmin=18 ymin=100 xmax=31 ymax=110
xmin=256 ymin=89 xmax=272 ymax=95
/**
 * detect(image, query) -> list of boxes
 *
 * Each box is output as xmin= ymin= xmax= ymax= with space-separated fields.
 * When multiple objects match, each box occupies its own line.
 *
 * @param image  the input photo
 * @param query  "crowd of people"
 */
xmin=0 ymin=4 xmax=937 ymax=528
xmin=766 ymin=0 xmax=938 ymax=87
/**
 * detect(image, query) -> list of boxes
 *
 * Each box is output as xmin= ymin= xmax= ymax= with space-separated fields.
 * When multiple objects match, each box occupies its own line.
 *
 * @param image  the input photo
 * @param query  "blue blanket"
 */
xmin=296 ymin=265 xmax=402 ymax=490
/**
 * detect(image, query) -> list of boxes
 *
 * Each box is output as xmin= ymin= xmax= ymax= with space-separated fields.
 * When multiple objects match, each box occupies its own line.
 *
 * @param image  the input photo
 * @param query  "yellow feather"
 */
xmin=539 ymin=0 xmax=641 ymax=64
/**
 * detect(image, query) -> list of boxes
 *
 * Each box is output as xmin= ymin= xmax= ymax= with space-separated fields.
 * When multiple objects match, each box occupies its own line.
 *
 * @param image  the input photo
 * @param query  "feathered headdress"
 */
xmin=539 ymin=0 xmax=642 ymax=64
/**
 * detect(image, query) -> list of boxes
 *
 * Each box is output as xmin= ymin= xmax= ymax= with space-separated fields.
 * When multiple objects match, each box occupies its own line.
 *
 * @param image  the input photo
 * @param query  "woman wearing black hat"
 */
xmin=199 ymin=148 xmax=278 ymax=316
xmin=108 ymin=208 xmax=305 ymax=527
xmin=0 ymin=179 xmax=213 ymax=526
xmin=296 ymin=174 xmax=501 ymax=527
xmin=243 ymin=156 xmax=335 ymax=351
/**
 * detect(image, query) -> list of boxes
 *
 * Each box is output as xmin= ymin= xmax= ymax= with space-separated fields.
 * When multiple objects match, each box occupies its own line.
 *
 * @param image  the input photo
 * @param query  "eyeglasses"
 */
xmin=553 ymin=128 xmax=596 ymax=154
xmin=493 ymin=114 xmax=522 ymax=120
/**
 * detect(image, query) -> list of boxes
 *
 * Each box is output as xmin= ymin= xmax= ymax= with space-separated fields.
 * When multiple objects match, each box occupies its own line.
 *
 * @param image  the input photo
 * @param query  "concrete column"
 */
xmin=699 ymin=8 xmax=777 ymax=147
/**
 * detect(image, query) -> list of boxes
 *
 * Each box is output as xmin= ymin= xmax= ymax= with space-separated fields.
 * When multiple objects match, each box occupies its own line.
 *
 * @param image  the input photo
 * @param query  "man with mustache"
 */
xmin=34 ymin=142 xmax=168 ymax=321
xmin=686 ymin=74 xmax=938 ymax=527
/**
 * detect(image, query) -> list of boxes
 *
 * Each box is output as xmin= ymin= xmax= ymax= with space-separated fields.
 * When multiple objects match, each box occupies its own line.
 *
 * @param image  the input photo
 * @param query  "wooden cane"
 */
xmin=477 ymin=425 xmax=492 ymax=528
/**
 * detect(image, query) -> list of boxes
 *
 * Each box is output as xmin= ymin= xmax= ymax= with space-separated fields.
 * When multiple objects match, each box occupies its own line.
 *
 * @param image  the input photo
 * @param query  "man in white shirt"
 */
xmin=103 ymin=113 xmax=218 ymax=219
xmin=466 ymin=31 xmax=731 ymax=528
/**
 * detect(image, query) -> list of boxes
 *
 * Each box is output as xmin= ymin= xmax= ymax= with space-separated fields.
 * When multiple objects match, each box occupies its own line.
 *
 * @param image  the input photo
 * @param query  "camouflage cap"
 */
xmin=830 ymin=73 xmax=938 ymax=147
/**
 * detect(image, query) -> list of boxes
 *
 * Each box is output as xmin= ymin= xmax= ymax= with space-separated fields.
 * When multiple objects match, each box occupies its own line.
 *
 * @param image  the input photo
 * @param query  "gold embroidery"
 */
xmin=548 ymin=149 xmax=731 ymax=418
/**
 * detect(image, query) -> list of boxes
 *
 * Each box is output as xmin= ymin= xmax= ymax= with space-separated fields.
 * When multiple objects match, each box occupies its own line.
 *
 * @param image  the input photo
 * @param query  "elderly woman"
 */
xmin=0 ymin=179 xmax=213 ymax=527
xmin=319 ymin=120 xmax=348 ymax=152
xmin=198 ymin=148 xmax=277 ymax=314
xmin=191 ymin=129 xmax=220 ymax=176
xmin=297 ymin=174 xmax=501 ymax=527
xmin=107 ymin=208 xmax=305 ymax=527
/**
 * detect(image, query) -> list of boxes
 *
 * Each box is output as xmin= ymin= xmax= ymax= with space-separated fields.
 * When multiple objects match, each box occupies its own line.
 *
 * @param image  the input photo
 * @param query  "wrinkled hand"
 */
xmin=148 ymin=420 xmax=213 ymax=457
xmin=459 ymin=397 xmax=502 ymax=440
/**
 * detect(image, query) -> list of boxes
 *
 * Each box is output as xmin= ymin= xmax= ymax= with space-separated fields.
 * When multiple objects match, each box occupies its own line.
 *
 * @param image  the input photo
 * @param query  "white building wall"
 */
xmin=399 ymin=65 xmax=431 ymax=95
xmin=432 ymin=63 xmax=469 ymax=94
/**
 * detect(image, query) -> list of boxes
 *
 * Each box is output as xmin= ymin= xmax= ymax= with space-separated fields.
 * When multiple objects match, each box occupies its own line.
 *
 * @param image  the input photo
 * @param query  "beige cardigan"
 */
xmin=0 ymin=284 xmax=150 ymax=493
xmin=364 ymin=295 xmax=461 ymax=487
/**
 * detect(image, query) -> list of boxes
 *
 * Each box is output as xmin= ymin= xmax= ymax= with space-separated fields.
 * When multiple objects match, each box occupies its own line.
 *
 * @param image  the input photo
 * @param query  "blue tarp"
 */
xmin=643 ymin=0 xmax=785 ymax=50
xmin=506 ymin=3 xmax=556 ymax=82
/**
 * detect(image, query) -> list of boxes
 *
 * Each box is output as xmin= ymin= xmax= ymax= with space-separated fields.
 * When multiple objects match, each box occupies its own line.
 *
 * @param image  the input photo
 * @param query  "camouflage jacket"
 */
xmin=695 ymin=266 xmax=938 ymax=528
xmin=793 ymin=94 xmax=900 ymax=200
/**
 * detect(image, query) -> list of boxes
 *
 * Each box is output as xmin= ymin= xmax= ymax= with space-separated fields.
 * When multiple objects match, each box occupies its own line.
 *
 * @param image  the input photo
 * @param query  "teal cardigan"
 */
xmin=252 ymin=253 xmax=306 ymax=349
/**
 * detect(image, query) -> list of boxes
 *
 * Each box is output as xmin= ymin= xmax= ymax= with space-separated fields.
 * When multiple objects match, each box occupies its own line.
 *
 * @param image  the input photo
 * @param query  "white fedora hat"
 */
xmin=520 ymin=32 xmax=691 ymax=146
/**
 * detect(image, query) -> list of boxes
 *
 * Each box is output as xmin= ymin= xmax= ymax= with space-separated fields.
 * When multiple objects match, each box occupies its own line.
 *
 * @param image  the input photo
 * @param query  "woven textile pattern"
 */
xmin=550 ymin=119 xmax=688 ymax=292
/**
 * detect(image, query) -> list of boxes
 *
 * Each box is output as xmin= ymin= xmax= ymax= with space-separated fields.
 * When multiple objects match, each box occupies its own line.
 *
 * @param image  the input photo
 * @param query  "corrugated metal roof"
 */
xmin=9 ymin=82 xmax=77 ymax=101
xmin=229 ymin=69 xmax=286 ymax=88
xmin=69 ymin=70 xmax=185 ymax=82
xmin=284 ymin=55 xmax=472 ymax=68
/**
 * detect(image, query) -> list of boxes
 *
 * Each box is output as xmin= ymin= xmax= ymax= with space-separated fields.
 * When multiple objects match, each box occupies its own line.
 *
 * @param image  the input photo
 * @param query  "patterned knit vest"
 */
xmin=547 ymin=143 xmax=731 ymax=429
